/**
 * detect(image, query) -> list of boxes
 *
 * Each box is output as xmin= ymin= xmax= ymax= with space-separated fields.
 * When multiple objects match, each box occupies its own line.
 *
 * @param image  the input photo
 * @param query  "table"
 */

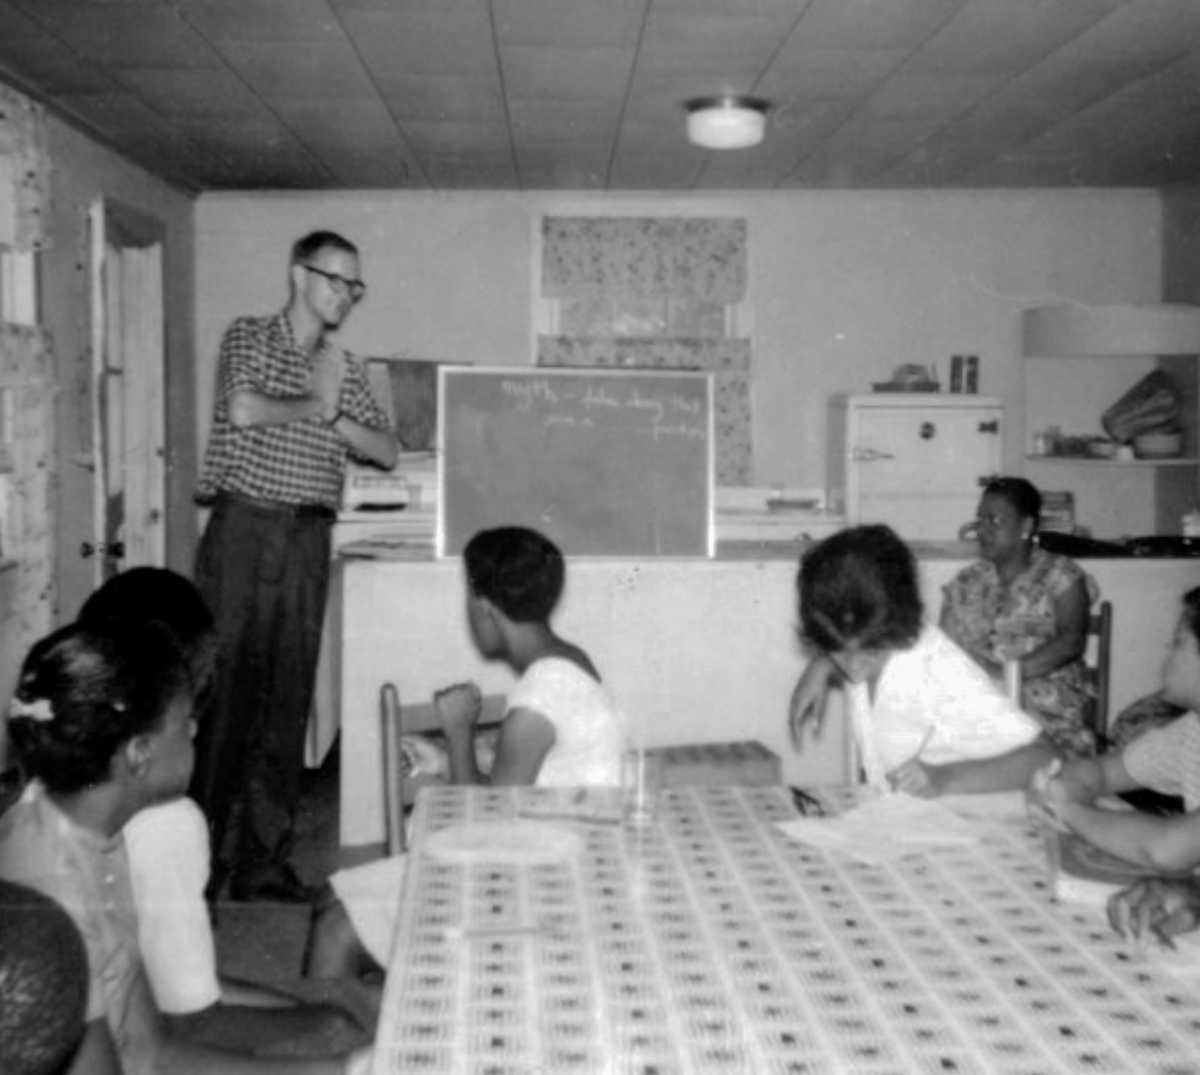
xmin=373 ymin=785 xmax=1200 ymax=1075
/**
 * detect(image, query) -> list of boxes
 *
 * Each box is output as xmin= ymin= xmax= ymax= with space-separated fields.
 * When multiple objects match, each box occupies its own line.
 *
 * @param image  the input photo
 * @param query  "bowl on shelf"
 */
xmin=1086 ymin=438 xmax=1117 ymax=459
xmin=1132 ymin=431 xmax=1184 ymax=459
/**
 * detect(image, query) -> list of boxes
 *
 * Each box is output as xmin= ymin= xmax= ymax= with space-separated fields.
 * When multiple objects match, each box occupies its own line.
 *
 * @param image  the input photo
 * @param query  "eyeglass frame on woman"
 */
xmin=302 ymin=263 xmax=367 ymax=301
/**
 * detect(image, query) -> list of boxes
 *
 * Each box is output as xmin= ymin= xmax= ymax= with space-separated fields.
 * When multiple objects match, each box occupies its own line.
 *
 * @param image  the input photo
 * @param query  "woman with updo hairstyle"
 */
xmin=0 ymin=619 xmax=370 ymax=1075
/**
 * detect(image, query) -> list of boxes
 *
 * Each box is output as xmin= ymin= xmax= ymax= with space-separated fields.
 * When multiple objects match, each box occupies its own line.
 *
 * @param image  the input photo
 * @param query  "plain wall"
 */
xmin=195 ymin=189 xmax=1164 ymax=535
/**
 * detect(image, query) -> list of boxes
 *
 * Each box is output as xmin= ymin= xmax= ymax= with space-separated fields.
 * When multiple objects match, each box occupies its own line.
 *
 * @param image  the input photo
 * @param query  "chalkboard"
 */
xmin=438 ymin=366 xmax=714 ymax=558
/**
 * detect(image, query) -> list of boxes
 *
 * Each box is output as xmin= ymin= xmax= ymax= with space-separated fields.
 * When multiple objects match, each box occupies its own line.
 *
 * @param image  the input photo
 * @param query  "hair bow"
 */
xmin=8 ymin=697 xmax=54 ymax=723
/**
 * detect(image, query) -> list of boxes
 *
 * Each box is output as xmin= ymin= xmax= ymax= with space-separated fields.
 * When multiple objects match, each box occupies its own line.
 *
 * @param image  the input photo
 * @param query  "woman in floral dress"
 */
xmin=941 ymin=477 xmax=1097 ymax=755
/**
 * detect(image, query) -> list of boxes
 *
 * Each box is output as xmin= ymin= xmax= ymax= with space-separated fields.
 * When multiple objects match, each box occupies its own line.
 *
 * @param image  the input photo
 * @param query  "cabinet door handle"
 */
xmin=978 ymin=420 xmax=999 ymax=433
xmin=851 ymin=447 xmax=896 ymax=462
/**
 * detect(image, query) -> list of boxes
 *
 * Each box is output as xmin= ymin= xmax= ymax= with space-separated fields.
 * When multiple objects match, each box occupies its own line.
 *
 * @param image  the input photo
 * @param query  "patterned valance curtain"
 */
xmin=542 ymin=217 xmax=746 ymax=301
xmin=539 ymin=216 xmax=753 ymax=485
xmin=0 ymin=82 xmax=50 ymax=250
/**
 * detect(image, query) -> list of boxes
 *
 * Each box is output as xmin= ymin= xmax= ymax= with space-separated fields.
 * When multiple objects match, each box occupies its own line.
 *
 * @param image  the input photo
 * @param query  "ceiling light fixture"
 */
xmin=685 ymin=96 xmax=769 ymax=150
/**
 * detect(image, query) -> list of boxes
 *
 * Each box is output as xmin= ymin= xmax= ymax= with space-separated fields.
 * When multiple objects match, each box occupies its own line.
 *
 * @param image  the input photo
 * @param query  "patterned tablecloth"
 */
xmin=372 ymin=784 xmax=1200 ymax=1075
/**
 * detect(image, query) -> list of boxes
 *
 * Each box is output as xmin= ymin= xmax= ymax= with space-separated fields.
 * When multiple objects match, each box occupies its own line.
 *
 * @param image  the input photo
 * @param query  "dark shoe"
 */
xmin=228 ymin=864 xmax=317 ymax=904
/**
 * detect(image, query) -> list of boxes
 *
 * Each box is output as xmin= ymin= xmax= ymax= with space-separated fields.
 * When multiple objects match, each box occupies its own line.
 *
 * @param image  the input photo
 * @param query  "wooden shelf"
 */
xmin=1026 ymin=454 xmax=1200 ymax=467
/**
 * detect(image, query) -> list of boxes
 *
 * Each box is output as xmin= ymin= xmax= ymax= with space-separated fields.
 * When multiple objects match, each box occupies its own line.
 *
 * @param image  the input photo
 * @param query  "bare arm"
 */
xmin=1019 ymin=576 xmax=1089 ymax=681
xmin=330 ymin=415 xmax=399 ymax=470
xmin=226 ymin=351 xmax=397 ymax=471
xmin=1040 ymin=751 xmax=1200 ymax=871
xmin=65 ymin=1020 xmax=123 ymax=1075
xmin=228 ymin=388 xmax=330 ymax=428
xmin=788 ymin=655 xmax=838 ymax=747
xmin=437 ymin=683 xmax=486 ymax=785
xmin=891 ymin=737 xmax=1059 ymax=797
xmin=486 ymin=709 xmax=556 ymax=786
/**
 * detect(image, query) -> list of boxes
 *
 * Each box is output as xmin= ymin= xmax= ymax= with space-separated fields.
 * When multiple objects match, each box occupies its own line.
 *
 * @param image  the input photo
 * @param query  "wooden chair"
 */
xmin=1087 ymin=599 xmax=1113 ymax=751
xmin=380 ymin=683 xmax=507 ymax=856
xmin=1002 ymin=601 xmax=1111 ymax=751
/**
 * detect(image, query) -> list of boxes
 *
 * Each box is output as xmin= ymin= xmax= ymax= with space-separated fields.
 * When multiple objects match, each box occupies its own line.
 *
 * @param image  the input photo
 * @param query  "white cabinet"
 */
xmin=827 ymin=394 xmax=1003 ymax=541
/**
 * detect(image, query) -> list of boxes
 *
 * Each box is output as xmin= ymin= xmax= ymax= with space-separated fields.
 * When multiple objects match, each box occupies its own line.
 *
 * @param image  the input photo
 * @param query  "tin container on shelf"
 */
xmin=964 ymin=355 xmax=979 ymax=394
xmin=949 ymin=355 xmax=965 ymax=393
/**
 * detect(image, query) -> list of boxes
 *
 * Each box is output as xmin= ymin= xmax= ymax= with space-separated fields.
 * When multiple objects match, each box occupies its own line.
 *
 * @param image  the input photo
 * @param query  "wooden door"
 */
xmin=82 ymin=199 xmax=166 ymax=591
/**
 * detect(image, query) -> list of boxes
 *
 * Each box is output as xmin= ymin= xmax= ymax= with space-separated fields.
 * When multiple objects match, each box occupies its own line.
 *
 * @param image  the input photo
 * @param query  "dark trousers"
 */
xmin=190 ymin=495 xmax=333 ymax=886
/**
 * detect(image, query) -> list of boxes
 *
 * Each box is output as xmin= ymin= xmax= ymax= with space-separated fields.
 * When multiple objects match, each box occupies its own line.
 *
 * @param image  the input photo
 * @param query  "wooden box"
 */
xmin=648 ymin=740 xmax=781 ymax=788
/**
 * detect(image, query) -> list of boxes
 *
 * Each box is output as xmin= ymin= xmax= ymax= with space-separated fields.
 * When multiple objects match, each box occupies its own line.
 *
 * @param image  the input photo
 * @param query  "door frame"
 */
xmin=84 ymin=198 xmax=167 ymax=588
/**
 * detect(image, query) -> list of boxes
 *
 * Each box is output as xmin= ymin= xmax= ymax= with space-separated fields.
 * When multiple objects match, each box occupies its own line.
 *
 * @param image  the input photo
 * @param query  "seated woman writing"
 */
xmin=941 ymin=477 xmax=1097 ymax=755
xmin=1032 ymin=586 xmax=1200 ymax=946
xmin=306 ymin=526 xmax=626 ymax=979
xmin=790 ymin=524 xmax=1055 ymax=796
xmin=790 ymin=478 xmax=1097 ymax=757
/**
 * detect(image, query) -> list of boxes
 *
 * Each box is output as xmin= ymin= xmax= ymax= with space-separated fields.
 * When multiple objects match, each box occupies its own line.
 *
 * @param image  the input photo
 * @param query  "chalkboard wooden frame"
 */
xmin=437 ymin=366 xmax=714 ymax=559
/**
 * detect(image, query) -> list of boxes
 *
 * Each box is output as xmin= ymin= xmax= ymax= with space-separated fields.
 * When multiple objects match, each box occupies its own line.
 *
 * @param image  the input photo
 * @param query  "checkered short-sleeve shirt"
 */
xmin=197 ymin=312 xmax=392 ymax=508
xmin=1123 ymin=711 xmax=1200 ymax=812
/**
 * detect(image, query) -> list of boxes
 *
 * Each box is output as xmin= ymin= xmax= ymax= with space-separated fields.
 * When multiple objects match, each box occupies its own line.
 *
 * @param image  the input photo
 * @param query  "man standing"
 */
xmin=193 ymin=231 xmax=398 ymax=902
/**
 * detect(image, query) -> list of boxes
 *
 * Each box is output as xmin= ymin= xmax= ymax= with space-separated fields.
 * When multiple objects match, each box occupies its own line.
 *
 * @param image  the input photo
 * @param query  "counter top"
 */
xmin=337 ymin=536 xmax=1198 ymax=564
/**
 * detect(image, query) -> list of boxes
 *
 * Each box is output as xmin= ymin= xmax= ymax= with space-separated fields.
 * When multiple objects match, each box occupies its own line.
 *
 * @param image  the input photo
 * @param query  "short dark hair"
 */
xmin=464 ymin=527 xmax=565 ymax=624
xmin=78 ymin=568 xmax=217 ymax=700
xmin=797 ymin=524 xmax=923 ymax=654
xmin=7 ymin=620 xmax=191 ymax=794
xmin=290 ymin=230 xmax=358 ymax=265
xmin=981 ymin=477 xmax=1042 ymax=527
xmin=0 ymin=880 xmax=88 ymax=1075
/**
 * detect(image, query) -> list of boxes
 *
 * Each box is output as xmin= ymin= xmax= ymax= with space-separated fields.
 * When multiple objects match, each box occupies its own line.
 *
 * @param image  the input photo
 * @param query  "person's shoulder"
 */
xmin=222 ymin=312 xmax=282 ymax=344
xmin=516 ymin=656 xmax=602 ymax=699
xmin=1032 ymin=546 xmax=1083 ymax=578
xmin=124 ymin=797 xmax=208 ymax=844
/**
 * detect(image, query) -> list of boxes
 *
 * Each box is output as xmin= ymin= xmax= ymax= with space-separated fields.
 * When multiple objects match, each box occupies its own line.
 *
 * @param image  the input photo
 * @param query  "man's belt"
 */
xmin=214 ymin=491 xmax=336 ymax=521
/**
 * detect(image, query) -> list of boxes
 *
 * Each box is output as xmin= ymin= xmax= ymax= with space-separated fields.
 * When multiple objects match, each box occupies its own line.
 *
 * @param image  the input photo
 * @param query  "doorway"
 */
xmin=77 ymin=198 xmax=166 ymax=600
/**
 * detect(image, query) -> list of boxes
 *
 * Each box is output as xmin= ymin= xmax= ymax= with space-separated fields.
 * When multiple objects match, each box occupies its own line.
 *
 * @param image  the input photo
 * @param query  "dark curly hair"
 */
xmin=7 ymin=620 xmax=191 ymax=795
xmin=77 ymin=567 xmax=217 ymax=703
xmin=463 ymin=527 xmax=565 ymax=623
xmin=0 ymin=879 xmax=88 ymax=1075
xmin=797 ymin=525 xmax=923 ymax=655
xmin=980 ymin=477 xmax=1042 ymax=528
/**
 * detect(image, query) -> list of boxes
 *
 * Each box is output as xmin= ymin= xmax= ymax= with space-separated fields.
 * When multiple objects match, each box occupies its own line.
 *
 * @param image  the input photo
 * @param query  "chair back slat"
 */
xmin=380 ymin=683 xmax=406 ymax=856
xmin=1088 ymin=600 xmax=1113 ymax=750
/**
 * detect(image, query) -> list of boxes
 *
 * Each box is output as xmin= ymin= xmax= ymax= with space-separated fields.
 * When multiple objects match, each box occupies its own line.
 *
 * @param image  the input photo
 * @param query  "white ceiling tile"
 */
xmin=399 ymin=119 xmax=512 ymax=156
xmin=2 ymin=0 xmax=1200 ymax=191
xmin=492 ymin=0 xmax=647 ymax=47
xmin=338 ymin=9 xmax=496 ymax=77
xmin=791 ymin=0 xmax=965 ymax=49
xmin=378 ymin=76 xmax=505 ymax=122
xmin=174 ymin=0 xmax=344 ymax=41
xmin=217 ymin=38 xmax=377 ymax=98
xmin=500 ymin=45 xmax=635 ymax=100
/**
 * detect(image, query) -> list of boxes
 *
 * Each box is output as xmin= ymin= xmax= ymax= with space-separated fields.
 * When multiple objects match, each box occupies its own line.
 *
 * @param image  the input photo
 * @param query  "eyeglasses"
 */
xmin=303 ymin=263 xmax=367 ymax=302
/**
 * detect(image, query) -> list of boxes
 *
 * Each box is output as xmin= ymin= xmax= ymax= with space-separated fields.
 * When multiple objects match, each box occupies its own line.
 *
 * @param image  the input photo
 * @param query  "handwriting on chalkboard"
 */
xmin=441 ymin=366 xmax=713 ymax=557
xmin=501 ymin=378 xmax=705 ymax=441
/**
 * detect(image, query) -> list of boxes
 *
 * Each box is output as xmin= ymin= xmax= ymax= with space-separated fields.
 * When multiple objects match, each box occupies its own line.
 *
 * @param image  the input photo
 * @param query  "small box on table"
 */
xmin=648 ymin=740 xmax=781 ymax=788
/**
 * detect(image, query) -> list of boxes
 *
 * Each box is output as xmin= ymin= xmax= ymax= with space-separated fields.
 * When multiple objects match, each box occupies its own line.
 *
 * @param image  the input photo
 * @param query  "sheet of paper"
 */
xmin=775 ymin=792 xmax=981 ymax=866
